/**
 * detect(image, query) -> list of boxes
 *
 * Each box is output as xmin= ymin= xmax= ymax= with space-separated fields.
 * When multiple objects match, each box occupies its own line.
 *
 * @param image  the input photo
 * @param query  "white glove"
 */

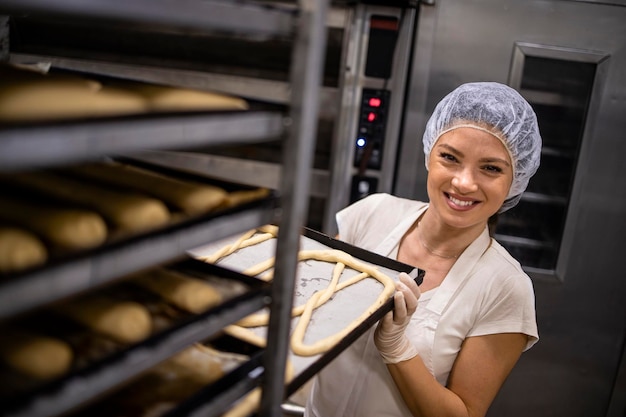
xmin=374 ymin=272 xmax=421 ymax=364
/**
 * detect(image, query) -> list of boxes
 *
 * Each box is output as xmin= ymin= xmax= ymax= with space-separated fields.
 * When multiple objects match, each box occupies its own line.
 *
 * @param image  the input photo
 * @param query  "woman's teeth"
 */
xmin=449 ymin=196 xmax=474 ymax=206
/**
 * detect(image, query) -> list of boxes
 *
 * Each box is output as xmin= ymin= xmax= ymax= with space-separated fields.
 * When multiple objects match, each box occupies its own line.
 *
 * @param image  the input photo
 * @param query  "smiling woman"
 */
xmin=426 ymin=126 xmax=513 ymax=232
xmin=305 ymin=82 xmax=543 ymax=417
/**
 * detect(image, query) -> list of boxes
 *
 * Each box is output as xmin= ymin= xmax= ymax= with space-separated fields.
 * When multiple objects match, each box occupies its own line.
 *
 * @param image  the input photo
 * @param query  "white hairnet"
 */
xmin=423 ymin=82 xmax=542 ymax=213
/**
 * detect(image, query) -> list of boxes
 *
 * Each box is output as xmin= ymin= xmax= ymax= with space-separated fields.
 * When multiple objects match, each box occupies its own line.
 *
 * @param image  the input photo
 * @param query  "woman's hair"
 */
xmin=422 ymin=82 xmax=542 ymax=213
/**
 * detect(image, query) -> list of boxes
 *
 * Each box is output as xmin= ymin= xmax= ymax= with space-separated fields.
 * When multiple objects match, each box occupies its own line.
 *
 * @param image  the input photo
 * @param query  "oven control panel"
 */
xmin=353 ymin=88 xmax=390 ymax=171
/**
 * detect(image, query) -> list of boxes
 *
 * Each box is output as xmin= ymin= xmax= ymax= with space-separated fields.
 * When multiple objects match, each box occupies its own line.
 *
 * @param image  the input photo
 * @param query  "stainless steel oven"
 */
xmin=389 ymin=1 xmax=626 ymax=416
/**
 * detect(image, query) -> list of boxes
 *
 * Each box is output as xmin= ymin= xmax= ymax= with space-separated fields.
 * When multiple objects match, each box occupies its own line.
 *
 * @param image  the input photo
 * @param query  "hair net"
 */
xmin=422 ymin=82 xmax=542 ymax=213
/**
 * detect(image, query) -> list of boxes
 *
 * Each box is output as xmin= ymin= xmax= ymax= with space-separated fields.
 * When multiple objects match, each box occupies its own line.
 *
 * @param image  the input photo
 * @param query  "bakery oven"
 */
xmin=390 ymin=1 xmax=626 ymax=416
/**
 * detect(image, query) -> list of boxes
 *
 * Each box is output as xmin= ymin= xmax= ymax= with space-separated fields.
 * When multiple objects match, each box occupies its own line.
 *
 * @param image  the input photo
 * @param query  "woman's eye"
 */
xmin=483 ymin=165 xmax=503 ymax=173
xmin=439 ymin=152 xmax=457 ymax=162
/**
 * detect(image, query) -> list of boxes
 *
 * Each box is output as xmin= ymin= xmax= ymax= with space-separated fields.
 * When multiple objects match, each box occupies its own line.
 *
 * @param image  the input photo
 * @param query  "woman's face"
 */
xmin=427 ymin=126 xmax=513 ymax=229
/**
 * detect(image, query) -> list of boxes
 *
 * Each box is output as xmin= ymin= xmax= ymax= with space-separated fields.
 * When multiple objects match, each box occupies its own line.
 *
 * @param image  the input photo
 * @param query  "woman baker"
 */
xmin=305 ymin=82 xmax=542 ymax=417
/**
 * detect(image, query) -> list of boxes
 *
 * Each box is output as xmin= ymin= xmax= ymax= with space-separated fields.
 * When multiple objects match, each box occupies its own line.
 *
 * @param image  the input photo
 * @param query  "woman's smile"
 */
xmin=445 ymin=192 xmax=479 ymax=210
xmin=427 ymin=126 xmax=513 ymax=228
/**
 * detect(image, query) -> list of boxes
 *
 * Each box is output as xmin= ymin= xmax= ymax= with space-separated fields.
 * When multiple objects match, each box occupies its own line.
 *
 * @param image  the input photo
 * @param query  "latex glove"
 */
xmin=374 ymin=272 xmax=421 ymax=364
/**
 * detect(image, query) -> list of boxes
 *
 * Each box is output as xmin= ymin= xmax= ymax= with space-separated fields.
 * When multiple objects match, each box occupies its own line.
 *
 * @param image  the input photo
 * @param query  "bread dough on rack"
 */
xmin=131 ymin=268 xmax=222 ymax=314
xmin=205 ymin=226 xmax=396 ymax=356
xmin=0 ymin=226 xmax=48 ymax=273
xmin=0 ymin=64 xmax=146 ymax=122
xmin=67 ymin=162 xmax=228 ymax=215
xmin=56 ymin=296 xmax=152 ymax=344
xmin=0 ymin=197 xmax=107 ymax=250
xmin=113 ymin=82 xmax=249 ymax=112
xmin=8 ymin=171 xmax=170 ymax=233
xmin=0 ymin=331 xmax=73 ymax=379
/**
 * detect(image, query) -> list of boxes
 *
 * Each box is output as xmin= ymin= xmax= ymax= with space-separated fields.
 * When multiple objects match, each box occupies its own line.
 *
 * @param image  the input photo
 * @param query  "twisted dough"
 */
xmin=207 ymin=227 xmax=396 ymax=356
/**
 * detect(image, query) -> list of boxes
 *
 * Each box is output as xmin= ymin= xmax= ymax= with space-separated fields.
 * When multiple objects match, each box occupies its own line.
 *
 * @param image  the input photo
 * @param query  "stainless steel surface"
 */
xmin=0 ymin=112 xmax=285 ymax=171
xmin=0 ymin=16 xmax=8 ymax=62
xmin=0 ymin=0 xmax=295 ymax=37
xmin=396 ymin=1 xmax=626 ymax=415
xmin=323 ymin=4 xmax=417 ymax=235
xmin=127 ymin=151 xmax=331 ymax=198
xmin=260 ymin=0 xmax=328 ymax=415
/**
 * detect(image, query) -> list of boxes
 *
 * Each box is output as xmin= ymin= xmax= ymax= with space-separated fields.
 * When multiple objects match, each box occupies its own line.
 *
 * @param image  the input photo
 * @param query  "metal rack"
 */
xmin=0 ymin=0 xmax=329 ymax=415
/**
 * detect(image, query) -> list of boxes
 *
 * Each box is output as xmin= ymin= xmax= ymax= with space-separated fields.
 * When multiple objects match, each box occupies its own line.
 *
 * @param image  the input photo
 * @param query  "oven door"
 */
xmin=395 ymin=1 xmax=626 ymax=416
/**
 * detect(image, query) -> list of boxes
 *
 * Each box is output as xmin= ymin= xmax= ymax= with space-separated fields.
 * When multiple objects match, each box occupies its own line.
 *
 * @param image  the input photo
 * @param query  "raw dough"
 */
xmin=0 ymin=331 xmax=73 ymax=379
xmin=112 ymin=82 xmax=249 ymax=112
xmin=218 ymin=188 xmax=271 ymax=210
xmin=0 ymin=226 xmax=48 ymax=272
xmin=0 ymin=64 xmax=147 ymax=122
xmin=131 ymin=268 xmax=222 ymax=314
xmin=8 ymin=171 xmax=170 ymax=233
xmin=167 ymin=344 xmax=226 ymax=384
xmin=208 ymin=227 xmax=396 ymax=356
xmin=56 ymin=296 xmax=152 ymax=344
xmin=66 ymin=162 xmax=227 ymax=215
xmin=0 ymin=197 xmax=107 ymax=250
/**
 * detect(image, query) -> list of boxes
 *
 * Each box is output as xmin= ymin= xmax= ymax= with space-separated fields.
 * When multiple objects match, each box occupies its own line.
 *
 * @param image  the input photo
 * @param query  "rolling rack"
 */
xmin=0 ymin=0 xmax=329 ymax=416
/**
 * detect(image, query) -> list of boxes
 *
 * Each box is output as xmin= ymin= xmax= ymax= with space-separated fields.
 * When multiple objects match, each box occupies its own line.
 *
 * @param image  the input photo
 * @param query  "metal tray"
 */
xmin=189 ymin=227 xmax=424 ymax=398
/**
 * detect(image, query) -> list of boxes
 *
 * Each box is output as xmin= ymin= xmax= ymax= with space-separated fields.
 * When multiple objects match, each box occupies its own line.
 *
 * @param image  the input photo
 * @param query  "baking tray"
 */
xmin=0 ymin=257 xmax=271 ymax=417
xmin=189 ymin=227 xmax=425 ymax=398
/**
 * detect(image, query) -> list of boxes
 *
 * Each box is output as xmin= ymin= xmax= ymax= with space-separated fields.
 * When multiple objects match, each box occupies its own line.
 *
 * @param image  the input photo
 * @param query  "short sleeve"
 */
xmin=336 ymin=193 xmax=390 ymax=247
xmin=468 ymin=272 xmax=539 ymax=351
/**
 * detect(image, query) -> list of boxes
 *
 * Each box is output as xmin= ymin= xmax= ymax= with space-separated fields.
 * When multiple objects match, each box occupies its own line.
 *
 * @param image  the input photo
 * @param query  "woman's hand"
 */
xmin=374 ymin=272 xmax=421 ymax=363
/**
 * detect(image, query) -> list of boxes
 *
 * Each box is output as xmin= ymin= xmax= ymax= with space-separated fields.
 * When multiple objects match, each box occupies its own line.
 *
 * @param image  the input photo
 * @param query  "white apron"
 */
xmin=306 ymin=205 xmax=491 ymax=417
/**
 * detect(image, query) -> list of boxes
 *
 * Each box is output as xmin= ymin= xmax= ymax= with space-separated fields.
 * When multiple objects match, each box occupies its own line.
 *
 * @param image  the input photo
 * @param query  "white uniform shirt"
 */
xmin=305 ymin=193 xmax=538 ymax=417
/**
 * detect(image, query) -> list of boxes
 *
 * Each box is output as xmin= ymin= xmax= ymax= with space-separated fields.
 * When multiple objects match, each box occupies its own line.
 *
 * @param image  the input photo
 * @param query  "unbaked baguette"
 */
xmin=7 ymin=172 xmax=170 ymax=233
xmin=0 ymin=64 xmax=147 ymax=122
xmin=0 ymin=330 xmax=73 ymax=379
xmin=110 ymin=82 xmax=249 ymax=112
xmin=131 ymin=268 xmax=222 ymax=314
xmin=166 ymin=344 xmax=226 ymax=384
xmin=0 ymin=197 xmax=107 ymax=250
xmin=55 ymin=296 xmax=152 ymax=344
xmin=0 ymin=226 xmax=48 ymax=272
xmin=218 ymin=187 xmax=271 ymax=210
xmin=67 ymin=162 xmax=228 ymax=215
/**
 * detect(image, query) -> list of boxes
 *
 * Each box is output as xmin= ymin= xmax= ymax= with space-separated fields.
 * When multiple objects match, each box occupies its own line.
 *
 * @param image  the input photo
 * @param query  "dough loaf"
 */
xmin=8 ymin=171 xmax=170 ymax=233
xmin=0 ymin=197 xmax=107 ymax=250
xmin=0 ymin=331 xmax=73 ymax=379
xmin=113 ymin=82 xmax=249 ymax=112
xmin=67 ymin=162 xmax=227 ymax=215
xmin=131 ymin=268 xmax=222 ymax=314
xmin=56 ymin=296 xmax=152 ymax=344
xmin=0 ymin=64 xmax=146 ymax=122
xmin=0 ymin=226 xmax=48 ymax=272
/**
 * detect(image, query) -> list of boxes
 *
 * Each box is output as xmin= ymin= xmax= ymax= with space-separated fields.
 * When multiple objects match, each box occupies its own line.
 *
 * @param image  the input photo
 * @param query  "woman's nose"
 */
xmin=451 ymin=168 xmax=479 ymax=192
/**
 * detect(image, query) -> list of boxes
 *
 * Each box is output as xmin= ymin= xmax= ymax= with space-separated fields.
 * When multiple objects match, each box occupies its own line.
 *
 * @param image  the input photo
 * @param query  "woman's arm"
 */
xmin=376 ymin=274 xmax=528 ymax=417
xmin=388 ymin=332 xmax=527 ymax=417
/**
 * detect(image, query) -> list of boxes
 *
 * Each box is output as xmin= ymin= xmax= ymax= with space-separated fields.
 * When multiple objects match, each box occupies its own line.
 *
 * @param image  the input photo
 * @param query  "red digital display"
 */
xmin=367 ymin=112 xmax=377 ymax=122
xmin=368 ymin=97 xmax=382 ymax=107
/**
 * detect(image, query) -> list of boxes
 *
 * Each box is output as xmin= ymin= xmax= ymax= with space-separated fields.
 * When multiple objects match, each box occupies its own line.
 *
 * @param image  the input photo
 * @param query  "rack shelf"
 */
xmin=0 ymin=0 xmax=295 ymax=38
xmin=2 ymin=259 xmax=270 ymax=417
xmin=0 ymin=111 xmax=285 ymax=171
xmin=0 ymin=198 xmax=277 ymax=318
xmin=0 ymin=0 xmax=329 ymax=415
